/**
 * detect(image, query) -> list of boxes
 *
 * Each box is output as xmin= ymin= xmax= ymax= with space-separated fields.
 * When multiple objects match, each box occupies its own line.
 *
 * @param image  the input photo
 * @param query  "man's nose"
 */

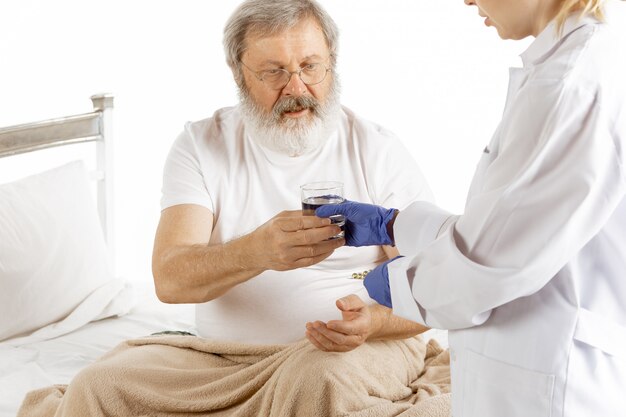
xmin=464 ymin=0 xmax=475 ymax=5
xmin=282 ymin=71 xmax=308 ymax=96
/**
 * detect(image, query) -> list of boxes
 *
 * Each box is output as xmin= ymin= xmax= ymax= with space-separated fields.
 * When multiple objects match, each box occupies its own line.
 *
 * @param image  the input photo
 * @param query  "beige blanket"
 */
xmin=18 ymin=335 xmax=450 ymax=417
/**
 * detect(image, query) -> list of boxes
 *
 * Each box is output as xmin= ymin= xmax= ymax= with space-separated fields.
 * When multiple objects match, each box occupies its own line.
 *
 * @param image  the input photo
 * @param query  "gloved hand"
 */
xmin=363 ymin=256 xmax=404 ymax=308
xmin=315 ymin=200 xmax=397 ymax=247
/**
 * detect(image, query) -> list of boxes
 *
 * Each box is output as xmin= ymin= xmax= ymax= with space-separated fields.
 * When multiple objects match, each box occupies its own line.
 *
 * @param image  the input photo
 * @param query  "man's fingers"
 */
xmin=291 ymin=238 xmax=344 ymax=261
xmin=307 ymin=321 xmax=361 ymax=351
xmin=275 ymin=210 xmax=305 ymax=218
xmin=262 ymin=215 xmax=345 ymax=270
xmin=326 ymin=318 xmax=361 ymax=335
xmin=305 ymin=331 xmax=328 ymax=351
xmin=289 ymin=247 xmax=337 ymax=269
xmin=336 ymin=294 xmax=366 ymax=311
xmin=294 ymin=224 xmax=342 ymax=245
xmin=305 ymin=322 xmax=335 ymax=351
xmin=278 ymin=216 xmax=331 ymax=232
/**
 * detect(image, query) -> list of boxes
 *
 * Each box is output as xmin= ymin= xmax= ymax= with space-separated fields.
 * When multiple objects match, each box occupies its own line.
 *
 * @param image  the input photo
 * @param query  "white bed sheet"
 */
xmin=0 ymin=286 xmax=196 ymax=417
xmin=422 ymin=328 xmax=449 ymax=349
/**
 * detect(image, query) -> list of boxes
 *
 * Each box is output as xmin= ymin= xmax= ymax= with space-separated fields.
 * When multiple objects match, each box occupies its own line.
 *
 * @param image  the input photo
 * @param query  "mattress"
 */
xmin=0 ymin=287 xmax=196 ymax=417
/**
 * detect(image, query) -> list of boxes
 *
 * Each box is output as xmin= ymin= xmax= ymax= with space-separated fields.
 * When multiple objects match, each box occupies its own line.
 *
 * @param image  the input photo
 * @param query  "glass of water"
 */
xmin=300 ymin=181 xmax=345 ymax=239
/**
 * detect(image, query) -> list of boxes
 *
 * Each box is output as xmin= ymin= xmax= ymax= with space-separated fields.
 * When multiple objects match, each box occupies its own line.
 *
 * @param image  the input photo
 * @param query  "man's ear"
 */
xmin=231 ymin=66 xmax=247 ymax=91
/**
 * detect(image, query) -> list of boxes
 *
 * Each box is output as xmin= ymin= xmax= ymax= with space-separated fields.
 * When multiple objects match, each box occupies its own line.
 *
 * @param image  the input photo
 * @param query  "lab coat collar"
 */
xmin=520 ymin=13 xmax=600 ymax=67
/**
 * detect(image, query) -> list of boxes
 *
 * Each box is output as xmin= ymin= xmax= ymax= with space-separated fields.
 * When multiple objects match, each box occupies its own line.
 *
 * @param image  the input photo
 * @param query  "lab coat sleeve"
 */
xmin=394 ymin=201 xmax=455 ymax=256
xmin=389 ymin=202 xmax=457 ymax=326
xmin=390 ymin=80 xmax=626 ymax=329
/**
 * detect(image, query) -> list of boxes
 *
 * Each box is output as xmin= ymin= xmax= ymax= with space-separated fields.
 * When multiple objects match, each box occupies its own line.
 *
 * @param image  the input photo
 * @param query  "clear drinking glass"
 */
xmin=300 ymin=181 xmax=346 ymax=239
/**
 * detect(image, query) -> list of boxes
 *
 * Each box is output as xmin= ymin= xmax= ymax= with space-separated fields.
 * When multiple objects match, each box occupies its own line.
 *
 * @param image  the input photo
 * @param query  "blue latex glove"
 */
xmin=315 ymin=200 xmax=397 ymax=247
xmin=363 ymin=256 xmax=404 ymax=308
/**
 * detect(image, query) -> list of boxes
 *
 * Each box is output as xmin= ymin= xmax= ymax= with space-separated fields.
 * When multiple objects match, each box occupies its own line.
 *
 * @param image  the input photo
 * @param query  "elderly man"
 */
xmin=151 ymin=0 xmax=433 ymax=350
xmin=18 ymin=1 xmax=450 ymax=416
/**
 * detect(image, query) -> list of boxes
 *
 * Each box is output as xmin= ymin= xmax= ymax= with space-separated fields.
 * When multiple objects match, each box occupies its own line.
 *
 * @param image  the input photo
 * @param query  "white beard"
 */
xmin=239 ymin=81 xmax=341 ymax=157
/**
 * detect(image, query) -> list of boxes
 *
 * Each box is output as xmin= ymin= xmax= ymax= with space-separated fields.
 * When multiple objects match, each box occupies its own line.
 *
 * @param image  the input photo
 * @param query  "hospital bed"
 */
xmin=0 ymin=94 xmax=195 ymax=417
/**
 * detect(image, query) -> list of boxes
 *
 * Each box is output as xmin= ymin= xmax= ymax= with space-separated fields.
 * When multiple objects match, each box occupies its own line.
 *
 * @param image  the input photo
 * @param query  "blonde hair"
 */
xmin=554 ymin=0 xmax=606 ymax=34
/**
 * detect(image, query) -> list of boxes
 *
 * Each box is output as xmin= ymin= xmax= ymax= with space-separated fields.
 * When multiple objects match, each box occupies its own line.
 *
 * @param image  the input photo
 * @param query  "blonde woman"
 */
xmin=314 ymin=0 xmax=626 ymax=416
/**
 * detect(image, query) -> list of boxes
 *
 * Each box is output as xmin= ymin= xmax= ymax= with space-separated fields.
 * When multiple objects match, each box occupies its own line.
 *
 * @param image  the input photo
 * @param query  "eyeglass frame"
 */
xmin=239 ymin=59 xmax=332 ymax=90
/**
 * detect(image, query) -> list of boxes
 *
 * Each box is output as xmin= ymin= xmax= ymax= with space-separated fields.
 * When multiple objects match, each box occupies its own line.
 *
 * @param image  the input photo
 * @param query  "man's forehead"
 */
xmin=254 ymin=54 xmax=326 ymax=67
xmin=243 ymin=18 xmax=330 ymax=65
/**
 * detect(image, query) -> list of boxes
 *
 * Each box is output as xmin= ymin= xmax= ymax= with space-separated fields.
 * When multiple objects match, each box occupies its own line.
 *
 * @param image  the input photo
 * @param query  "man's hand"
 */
xmin=305 ymin=294 xmax=372 ymax=352
xmin=249 ymin=210 xmax=344 ymax=271
xmin=315 ymin=200 xmax=397 ymax=247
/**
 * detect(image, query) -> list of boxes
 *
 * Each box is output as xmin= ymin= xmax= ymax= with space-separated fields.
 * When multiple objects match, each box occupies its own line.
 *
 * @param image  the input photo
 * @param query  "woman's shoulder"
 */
xmin=530 ymin=20 xmax=626 ymax=99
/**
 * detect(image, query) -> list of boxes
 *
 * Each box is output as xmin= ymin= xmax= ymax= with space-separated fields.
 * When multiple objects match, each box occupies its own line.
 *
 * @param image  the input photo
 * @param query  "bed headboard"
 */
xmin=0 ymin=93 xmax=115 ymax=267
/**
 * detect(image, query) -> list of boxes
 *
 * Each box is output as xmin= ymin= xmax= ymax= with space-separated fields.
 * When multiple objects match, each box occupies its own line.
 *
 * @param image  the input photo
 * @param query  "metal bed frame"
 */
xmin=0 ymin=93 xmax=115 ymax=267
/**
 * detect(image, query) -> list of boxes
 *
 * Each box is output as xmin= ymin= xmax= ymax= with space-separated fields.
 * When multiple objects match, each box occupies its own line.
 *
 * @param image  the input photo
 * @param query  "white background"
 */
xmin=0 ymin=0 xmax=531 ymax=286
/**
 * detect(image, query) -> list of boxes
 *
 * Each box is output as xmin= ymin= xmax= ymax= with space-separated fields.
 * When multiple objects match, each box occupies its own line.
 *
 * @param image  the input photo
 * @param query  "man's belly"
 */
xmin=195 ymin=268 xmax=375 ymax=344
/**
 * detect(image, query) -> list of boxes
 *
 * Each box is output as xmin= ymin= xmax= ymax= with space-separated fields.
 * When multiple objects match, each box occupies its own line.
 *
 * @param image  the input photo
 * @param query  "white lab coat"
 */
xmin=389 ymin=4 xmax=626 ymax=417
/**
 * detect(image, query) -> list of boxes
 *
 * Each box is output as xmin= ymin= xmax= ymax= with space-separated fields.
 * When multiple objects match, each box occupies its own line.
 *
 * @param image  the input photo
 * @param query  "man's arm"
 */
xmin=367 ymin=303 xmax=429 ymax=340
xmin=152 ymin=204 xmax=344 ymax=303
xmin=371 ymin=245 xmax=429 ymax=340
xmin=305 ymin=294 xmax=428 ymax=352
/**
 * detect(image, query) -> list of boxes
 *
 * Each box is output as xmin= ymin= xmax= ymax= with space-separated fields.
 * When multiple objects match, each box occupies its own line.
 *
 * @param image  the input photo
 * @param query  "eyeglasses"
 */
xmin=240 ymin=61 xmax=331 ymax=90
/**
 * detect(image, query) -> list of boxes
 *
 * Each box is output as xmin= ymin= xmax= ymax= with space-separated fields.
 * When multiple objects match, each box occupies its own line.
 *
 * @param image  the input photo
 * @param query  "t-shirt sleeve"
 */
xmin=371 ymin=128 xmax=435 ymax=210
xmin=160 ymin=125 xmax=214 ymax=212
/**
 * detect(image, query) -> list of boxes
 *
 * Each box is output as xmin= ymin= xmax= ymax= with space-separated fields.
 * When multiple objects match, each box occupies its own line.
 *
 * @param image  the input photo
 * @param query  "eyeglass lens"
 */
xmin=263 ymin=65 xmax=328 ymax=90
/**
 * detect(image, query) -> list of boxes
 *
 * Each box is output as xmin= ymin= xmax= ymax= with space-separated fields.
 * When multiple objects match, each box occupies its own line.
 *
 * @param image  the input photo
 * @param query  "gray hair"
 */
xmin=223 ymin=0 xmax=339 ymax=87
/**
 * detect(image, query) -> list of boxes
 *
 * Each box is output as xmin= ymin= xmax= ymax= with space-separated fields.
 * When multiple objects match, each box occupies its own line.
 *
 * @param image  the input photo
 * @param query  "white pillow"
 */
xmin=0 ymin=161 xmax=134 ymax=342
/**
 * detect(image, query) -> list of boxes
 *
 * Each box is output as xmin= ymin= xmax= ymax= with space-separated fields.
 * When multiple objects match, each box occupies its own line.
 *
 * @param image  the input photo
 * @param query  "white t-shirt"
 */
xmin=161 ymin=105 xmax=433 ymax=344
